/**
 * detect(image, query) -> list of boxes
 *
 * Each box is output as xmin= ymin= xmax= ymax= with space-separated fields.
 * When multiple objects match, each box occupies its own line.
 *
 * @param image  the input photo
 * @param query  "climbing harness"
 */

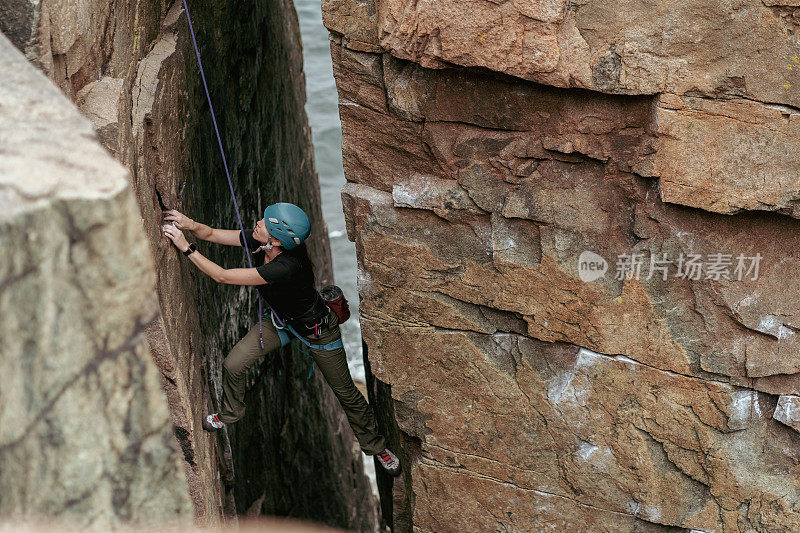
xmin=182 ymin=0 xmax=265 ymax=349
xmin=268 ymin=308 xmax=344 ymax=380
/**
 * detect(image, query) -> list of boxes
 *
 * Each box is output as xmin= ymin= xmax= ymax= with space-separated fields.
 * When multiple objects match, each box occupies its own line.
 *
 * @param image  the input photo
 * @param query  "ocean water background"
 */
xmin=295 ymin=0 xmax=379 ymax=496
xmin=296 ymin=0 xmax=361 ymax=368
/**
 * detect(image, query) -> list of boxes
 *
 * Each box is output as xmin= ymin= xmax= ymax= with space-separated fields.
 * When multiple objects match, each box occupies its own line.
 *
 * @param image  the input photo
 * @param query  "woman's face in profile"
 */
xmin=254 ymin=218 xmax=281 ymax=247
xmin=253 ymin=218 xmax=268 ymax=243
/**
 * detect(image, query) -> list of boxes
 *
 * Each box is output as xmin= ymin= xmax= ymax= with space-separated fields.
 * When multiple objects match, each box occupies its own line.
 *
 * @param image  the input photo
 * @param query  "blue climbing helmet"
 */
xmin=263 ymin=202 xmax=311 ymax=250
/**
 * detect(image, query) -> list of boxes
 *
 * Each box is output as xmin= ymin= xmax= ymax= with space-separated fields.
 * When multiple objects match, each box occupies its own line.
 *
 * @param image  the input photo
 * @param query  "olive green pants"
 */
xmin=218 ymin=308 xmax=387 ymax=455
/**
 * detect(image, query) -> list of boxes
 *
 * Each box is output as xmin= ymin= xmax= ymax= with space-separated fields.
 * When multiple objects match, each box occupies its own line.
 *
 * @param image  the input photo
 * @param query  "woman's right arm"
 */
xmin=163 ymin=210 xmax=242 ymax=246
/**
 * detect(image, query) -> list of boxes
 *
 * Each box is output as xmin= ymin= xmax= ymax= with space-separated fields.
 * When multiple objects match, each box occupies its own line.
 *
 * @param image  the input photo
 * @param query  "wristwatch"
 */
xmin=183 ymin=243 xmax=197 ymax=256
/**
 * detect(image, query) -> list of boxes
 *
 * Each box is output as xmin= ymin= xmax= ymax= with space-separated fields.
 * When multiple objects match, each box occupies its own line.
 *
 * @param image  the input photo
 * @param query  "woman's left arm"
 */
xmin=164 ymin=225 xmax=265 ymax=286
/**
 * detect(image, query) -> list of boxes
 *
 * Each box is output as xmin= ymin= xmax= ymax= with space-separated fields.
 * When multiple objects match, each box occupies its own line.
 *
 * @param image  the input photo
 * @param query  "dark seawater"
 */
xmin=295 ymin=0 xmax=362 ymax=370
xmin=296 ymin=0 xmax=378 ymax=495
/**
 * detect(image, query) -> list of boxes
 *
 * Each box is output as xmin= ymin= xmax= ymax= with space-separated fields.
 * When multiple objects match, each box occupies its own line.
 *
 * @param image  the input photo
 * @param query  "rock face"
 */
xmin=2 ymin=0 xmax=378 ymax=530
xmin=325 ymin=0 xmax=800 ymax=531
xmin=0 ymin=32 xmax=192 ymax=527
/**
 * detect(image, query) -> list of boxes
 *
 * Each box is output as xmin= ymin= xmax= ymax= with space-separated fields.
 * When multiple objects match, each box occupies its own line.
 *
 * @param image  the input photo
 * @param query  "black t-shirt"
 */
xmin=239 ymin=230 xmax=327 ymax=324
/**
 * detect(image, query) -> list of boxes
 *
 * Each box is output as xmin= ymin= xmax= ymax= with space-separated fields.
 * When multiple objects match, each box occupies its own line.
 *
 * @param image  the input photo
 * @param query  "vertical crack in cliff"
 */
xmin=171 ymin=0 xmax=379 ymax=527
xmin=1 ymin=0 xmax=380 ymax=528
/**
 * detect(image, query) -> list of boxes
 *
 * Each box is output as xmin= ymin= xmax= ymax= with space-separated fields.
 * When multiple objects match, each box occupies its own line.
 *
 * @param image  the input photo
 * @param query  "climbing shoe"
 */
xmin=376 ymin=448 xmax=402 ymax=477
xmin=202 ymin=413 xmax=225 ymax=432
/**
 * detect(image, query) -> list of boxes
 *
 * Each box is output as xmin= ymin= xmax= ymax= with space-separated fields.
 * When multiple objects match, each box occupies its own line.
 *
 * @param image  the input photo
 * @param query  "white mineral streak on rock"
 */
xmin=575 ymin=347 xmax=601 ymax=369
xmin=577 ymin=441 xmax=598 ymax=460
xmin=773 ymin=395 xmax=800 ymax=433
xmin=764 ymin=103 xmax=799 ymax=116
xmin=615 ymin=355 xmax=639 ymax=368
xmin=547 ymin=372 xmax=575 ymax=405
xmin=638 ymin=503 xmax=662 ymax=523
xmin=548 ymin=348 xmax=600 ymax=408
xmin=392 ymin=180 xmax=425 ymax=207
xmin=757 ymin=314 xmax=783 ymax=336
xmin=777 ymin=325 xmax=795 ymax=340
xmin=735 ymin=292 xmax=759 ymax=309
xmin=728 ymin=390 xmax=761 ymax=430
xmin=752 ymin=315 xmax=796 ymax=341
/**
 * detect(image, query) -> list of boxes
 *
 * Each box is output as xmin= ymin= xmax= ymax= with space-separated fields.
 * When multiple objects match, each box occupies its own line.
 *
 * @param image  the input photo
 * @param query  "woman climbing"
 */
xmin=162 ymin=202 xmax=401 ymax=477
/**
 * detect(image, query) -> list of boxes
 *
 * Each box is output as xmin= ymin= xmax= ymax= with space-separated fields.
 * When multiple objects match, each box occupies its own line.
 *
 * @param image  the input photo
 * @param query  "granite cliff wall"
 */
xmin=0 ymin=31 xmax=193 ymax=529
xmin=325 ymin=1 xmax=800 ymax=531
xmin=1 ymin=0 xmax=378 ymax=529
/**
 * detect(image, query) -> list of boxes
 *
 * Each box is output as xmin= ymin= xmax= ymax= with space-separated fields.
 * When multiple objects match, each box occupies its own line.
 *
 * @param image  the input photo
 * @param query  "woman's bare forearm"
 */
xmin=191 ymin=222 xmax=241 ymax=246
xmin=162 ymin=223 xmax=257 ymax=284
xmin=191 ymin=220 xmax=214 ymax=240
xmin=187 ymin=250 xmax=265 ymax=285
xmin=187 ymin=249 xmax=226 ymax=281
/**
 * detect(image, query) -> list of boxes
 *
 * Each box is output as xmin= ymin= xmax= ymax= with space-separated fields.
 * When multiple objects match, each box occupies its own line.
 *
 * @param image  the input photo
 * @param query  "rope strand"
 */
xmin=182 ymin=0 xmax=265 ymax=349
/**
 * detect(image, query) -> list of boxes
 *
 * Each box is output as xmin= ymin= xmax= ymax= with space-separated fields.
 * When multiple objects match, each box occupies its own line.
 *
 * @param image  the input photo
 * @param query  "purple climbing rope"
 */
xmin=182 ymin=0 xmax=265 ymax=349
